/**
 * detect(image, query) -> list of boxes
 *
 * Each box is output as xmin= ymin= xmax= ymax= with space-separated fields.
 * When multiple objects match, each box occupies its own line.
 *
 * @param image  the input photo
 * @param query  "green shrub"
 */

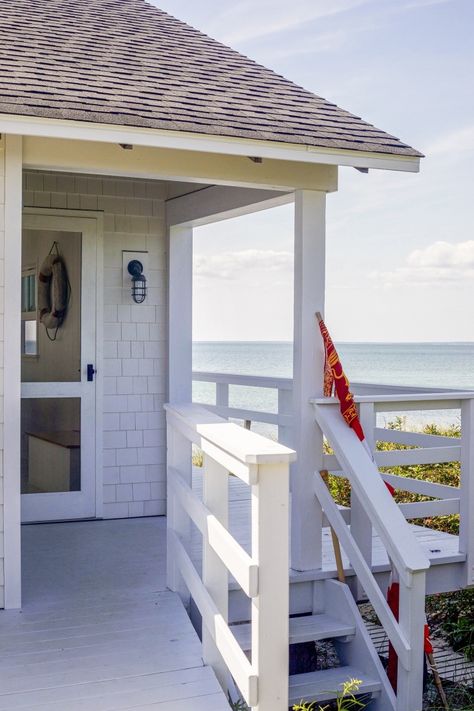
xmin=328 ymin=419 xmax=461 ymax=536
xmin=293 ymin=678 xmax=369 ymax=711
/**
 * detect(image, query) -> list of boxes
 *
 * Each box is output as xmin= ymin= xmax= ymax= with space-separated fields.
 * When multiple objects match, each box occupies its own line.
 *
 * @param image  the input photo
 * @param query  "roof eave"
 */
xmin=0 ymin=113 xmax=421 ymax=174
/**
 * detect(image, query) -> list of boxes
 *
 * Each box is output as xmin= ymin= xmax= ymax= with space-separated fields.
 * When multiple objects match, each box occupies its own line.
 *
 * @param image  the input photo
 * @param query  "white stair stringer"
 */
xmin=324 ymin=579 xmax=396 ymax=711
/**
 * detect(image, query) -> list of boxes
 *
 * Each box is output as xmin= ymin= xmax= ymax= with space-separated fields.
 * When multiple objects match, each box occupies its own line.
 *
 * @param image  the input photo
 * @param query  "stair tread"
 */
xmin=231 ymin=613 xmax=355 ymax=651
xmin=289 ymin=666 xmax=381 ymax=705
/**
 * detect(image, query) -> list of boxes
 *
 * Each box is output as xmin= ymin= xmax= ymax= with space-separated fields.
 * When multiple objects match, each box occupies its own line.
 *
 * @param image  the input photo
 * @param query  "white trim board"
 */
xmin=22 ymin=137 xmax=339 ymax=192
xmin=0 ymin=114 xmax=421 ymax=173
xmin=3 ymin=135 xmax=23 ymax=609
xmin=166 ymin=187 xmax=292 ymax=228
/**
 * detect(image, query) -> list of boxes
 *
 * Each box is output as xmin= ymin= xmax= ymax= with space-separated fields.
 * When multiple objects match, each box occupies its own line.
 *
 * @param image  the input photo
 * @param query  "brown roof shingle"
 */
xmin=0 ymin=0 xmax=422 ymax=158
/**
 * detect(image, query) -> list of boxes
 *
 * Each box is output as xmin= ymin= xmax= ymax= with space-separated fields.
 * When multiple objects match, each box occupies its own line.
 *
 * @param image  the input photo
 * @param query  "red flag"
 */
xmin=317 ymin=314 xmax=365 ymax=442
xmin=316 ymin=313 xmax=395 ymax=496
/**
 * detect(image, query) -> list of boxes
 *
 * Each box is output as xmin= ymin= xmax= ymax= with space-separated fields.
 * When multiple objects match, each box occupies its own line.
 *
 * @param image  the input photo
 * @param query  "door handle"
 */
xmin=87 ymin=364 xmax=97 ymax=382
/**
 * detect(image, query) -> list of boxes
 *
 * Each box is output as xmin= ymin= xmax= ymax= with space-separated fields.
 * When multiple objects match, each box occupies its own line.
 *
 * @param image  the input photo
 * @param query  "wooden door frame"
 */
xmin=21 ymin=209 xmax=104 ymax=522
xmin=4 ymin=205 xmax=103 ymax=607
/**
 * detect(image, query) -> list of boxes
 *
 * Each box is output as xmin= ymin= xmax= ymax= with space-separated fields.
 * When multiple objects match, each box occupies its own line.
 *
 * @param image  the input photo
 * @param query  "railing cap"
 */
xmin=192 ymin=370 xmax=293 ymax=390
xmin=165 ymin=402 xmax=296 ymax=466
xmin=310 ymin=390 xmax=474 ymax=405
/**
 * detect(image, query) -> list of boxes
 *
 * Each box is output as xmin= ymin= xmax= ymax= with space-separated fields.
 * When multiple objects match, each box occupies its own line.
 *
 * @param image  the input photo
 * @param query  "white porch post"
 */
xmin=291 ymin=190 xmax=326 ymax=571
xmin=167 ymin=224 xmax=193 ymax=598
xmin=3 ymin=135 xmax=23 ymax=609
xmin=168 ymin=224 xmax=193 ymax=403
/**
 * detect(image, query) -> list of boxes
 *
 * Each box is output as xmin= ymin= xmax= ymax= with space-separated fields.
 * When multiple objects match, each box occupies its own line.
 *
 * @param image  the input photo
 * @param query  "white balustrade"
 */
xmin=165 ymin=402 xmax=295 ymax=711
xmin=313 ymin=401 xmax=431 ymax=711
xmin=314 ymin=390 xmax=473 ymax=583
xmin=192 ymin=371 xmax=293 ymax=441
xmin=186 ymin=374 xmax=474 ymax=709
xmin=193 ymin=373 xmax=474 ymax=568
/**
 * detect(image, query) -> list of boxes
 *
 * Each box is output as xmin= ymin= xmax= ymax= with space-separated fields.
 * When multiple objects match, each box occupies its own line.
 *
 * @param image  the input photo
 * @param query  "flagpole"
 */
xmin=320 ymin=470 xmax=346 ymax=584
xmin=427 ymin=652 xmax=449 ymax=711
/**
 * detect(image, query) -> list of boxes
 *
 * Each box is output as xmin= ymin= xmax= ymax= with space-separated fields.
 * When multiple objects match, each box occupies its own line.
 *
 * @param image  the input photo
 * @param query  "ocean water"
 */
xmin=193 ymin=341 xmax=474 ymax=432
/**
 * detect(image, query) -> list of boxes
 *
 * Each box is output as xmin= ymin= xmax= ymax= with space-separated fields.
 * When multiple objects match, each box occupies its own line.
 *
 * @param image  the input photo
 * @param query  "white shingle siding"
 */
xmin=0 ymin=141 xmax=5 ymax=607
xmin=23 ymin=172 xmax=168 ymax=519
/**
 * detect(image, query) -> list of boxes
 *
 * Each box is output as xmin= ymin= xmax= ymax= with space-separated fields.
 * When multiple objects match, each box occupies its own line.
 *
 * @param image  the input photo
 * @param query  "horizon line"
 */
xmin=193 ymin=339 xmax=474 ymax=345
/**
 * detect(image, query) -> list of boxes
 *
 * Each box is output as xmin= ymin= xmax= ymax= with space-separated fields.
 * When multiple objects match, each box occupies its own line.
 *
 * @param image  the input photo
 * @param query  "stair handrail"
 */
xmin=312 ymin=401 xmax=430 ymax=711
xmin=313 ymin=401 xmax=430 ymax=581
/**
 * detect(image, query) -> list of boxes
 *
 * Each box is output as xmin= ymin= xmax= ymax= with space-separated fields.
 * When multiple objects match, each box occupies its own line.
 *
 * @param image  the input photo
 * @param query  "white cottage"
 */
xmin=0 ymin=1 xmax=472 ymax=710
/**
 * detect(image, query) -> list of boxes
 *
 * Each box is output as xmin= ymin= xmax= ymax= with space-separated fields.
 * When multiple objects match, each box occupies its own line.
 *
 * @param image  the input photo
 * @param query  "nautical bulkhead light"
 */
xmin=127 ymin=259 xmax=147 ymax=304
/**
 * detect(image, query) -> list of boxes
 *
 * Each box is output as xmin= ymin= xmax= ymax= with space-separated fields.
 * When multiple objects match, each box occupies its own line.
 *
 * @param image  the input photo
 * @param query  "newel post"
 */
xmin=460 ymin=398 xmax=474 ymax=587
xmin=291 ymin=190 xmax=326 ymax=571
xmin=252 ymin=461 xmax=290 ymax=711
xmin=397 ymin=571 xmax=426 ymax=711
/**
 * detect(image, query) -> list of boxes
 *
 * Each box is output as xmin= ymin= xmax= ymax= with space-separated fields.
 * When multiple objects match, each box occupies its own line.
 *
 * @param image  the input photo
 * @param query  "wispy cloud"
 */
xmin=204 ymin=0 xmax=454 ymax=49
xmin=195 ymin=249 xmax=293 ymax=281
xmin=207 ymin=0 xmax=370 ymax=45
xmin=401 ymin=0 xmax=453 ymax=9
xmin=259 ymin=30 xmax=349 ymax=61
xmin=372 ymin=240 xmax=474 ymax=286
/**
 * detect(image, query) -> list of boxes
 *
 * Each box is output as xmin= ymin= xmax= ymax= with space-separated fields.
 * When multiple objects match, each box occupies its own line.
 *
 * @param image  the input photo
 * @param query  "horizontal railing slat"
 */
xmin=398 ymin=498 xmax=460 ymax=519
xmin=328 ymin=468 xmax=459 ymax=500
xmin=374 ymin=427 xmax=460 ymax=448
xmin=203 ymin=403 xmax=291 ymax=427
xmin=193 ymin=370 xmax=293 ymax=391
xmin=381 ymin=473 xmax=459 ymax=499
xmin=323 ymin=445 xmax=461 ymax=470
xmin=376 ymin=446 xmax=461 ymax=466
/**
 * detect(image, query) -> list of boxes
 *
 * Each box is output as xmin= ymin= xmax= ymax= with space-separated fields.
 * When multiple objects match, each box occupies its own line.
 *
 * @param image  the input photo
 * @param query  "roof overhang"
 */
xmin=0 ymin=113 xmax=421 ymax=174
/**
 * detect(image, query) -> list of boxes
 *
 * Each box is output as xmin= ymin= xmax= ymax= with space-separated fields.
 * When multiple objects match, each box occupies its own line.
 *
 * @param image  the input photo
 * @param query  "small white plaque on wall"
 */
xmin=122 ymin=250 xmax=149 ymax=294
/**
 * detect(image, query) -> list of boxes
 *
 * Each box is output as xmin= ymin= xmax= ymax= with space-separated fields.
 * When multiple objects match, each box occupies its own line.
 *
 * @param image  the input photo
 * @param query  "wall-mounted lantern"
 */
xmin=127 ymin=259 xmax=147 ymax=304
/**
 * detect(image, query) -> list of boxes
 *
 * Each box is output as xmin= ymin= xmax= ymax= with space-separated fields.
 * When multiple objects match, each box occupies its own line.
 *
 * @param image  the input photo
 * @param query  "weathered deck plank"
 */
xmin=0 ymin=518 xmax=229 ymax=711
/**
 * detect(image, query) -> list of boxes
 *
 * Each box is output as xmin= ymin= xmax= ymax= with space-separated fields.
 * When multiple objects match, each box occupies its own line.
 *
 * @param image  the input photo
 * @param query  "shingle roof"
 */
xmin=0 ymin=0 xmax=422 ymax=158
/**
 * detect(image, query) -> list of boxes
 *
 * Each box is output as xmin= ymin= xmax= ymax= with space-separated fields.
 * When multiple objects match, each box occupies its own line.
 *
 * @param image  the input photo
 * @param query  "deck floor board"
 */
xmin=0 ymin=517 xmax=229 ymax=711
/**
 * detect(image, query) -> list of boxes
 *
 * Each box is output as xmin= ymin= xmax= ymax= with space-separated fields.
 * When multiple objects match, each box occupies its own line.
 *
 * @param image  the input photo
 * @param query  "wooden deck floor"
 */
xmin=0 ymin=476 xmax=464 ymax=710
xmin=0 ymin=518 xmax=229 ymax=711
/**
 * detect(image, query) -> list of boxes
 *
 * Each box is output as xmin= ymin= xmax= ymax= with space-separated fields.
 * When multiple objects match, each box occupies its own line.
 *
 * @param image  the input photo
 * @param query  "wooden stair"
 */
xmin=229 ymin=578 xmax=396 ymax=710
xmin=232 ymin=612 xmax=355 ymax=650
xmin=289 ymin=666 xmax=381 ymax=706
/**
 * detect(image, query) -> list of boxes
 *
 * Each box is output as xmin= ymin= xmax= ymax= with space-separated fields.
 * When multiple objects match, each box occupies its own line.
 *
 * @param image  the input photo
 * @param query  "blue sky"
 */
xmin=152 ymin=0 xmax=474 ymax=342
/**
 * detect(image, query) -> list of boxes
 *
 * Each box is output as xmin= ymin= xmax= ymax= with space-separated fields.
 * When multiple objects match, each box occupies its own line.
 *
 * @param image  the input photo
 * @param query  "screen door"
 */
xmin=21 ymin=212 xmax=98 ymax=522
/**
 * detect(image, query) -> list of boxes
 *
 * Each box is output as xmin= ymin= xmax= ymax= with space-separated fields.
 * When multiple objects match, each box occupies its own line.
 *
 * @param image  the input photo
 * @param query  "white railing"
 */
xmin=315 ymin=390 xmax=474 ymax=589
xmin=165 ymin=402 xmax=295 ymax=711
xmin=192 ymin=371 xmax=293 ymax=444
xmin=313 ymin=400 xmax=430 ymax=711
xmin=193 ymin=372 xmax=474 ymax=585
